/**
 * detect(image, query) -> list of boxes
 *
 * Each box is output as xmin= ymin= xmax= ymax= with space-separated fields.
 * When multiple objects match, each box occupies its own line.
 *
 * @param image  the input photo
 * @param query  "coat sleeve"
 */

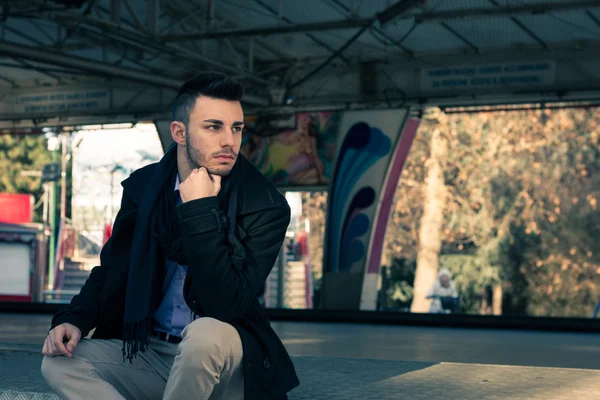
xmin=50 ymin=193 xmax=135 ymax=337
xmin=178 ymin=195 xmax=290 ymax=322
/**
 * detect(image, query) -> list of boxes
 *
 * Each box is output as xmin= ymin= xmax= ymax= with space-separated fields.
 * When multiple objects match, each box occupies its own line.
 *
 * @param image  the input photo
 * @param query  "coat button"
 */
xmin=263 ymin=358 xmax=270 ymax=370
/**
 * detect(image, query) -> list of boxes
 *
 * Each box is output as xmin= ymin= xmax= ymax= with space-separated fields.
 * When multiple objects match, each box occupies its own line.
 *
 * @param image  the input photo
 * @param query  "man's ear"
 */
xmin=170 ymin=121 xmax=186 ymax=145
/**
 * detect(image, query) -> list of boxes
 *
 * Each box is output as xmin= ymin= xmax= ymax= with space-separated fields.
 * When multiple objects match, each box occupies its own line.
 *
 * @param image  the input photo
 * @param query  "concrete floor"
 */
xmin=1 ymin=313 xmax=599 ymax=369
xmin=271 ymin=321 xmax=600 ymax=370
xmin=2 ymin=313 xmax=600 ymax=399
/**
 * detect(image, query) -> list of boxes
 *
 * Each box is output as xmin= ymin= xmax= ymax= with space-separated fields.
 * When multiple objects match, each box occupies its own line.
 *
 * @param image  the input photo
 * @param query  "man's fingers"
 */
xmin=46 ymin=337 xmax=59 ymax=356
xmin=46 ymin=331 xmax=56 ymax=354
xmin=55 ymin=338 xmax=72 ymax=358
xmin=53 ymin=329 xmax=72 ymax=357
xmin=44 ymin=337 xmax=59 ymax=357
xmin=65 ymin=332 xmax=81 ymax=353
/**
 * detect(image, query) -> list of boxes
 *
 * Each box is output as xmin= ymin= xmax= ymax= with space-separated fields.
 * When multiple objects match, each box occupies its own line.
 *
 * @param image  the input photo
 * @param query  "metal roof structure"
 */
xmin=1 ymin=0 xmax=600 ymax=129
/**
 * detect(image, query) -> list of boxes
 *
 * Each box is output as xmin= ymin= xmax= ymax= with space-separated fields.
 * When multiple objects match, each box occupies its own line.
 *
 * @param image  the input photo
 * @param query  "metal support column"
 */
xmin=48 ymin=150 xmax=57 ymax=290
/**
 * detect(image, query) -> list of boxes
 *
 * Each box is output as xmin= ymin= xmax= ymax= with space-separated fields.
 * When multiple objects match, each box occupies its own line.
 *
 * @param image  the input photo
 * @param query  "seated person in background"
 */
xmin=426 ymin=269 xmax=459 ymax=314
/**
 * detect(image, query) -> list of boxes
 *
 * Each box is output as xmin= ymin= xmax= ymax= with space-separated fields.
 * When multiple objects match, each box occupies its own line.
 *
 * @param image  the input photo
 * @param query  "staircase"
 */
xmin=43 ymin=258 xmax=96 ymax=304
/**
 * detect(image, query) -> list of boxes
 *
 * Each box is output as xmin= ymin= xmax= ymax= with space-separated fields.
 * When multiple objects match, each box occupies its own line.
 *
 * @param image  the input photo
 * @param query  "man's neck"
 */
xmin=176 ymin=146 xmax=193 ymax=185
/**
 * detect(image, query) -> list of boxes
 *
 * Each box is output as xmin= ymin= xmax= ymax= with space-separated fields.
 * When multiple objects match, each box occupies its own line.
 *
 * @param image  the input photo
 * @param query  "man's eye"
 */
xmin=207 ymin=125 xmax=220 ymax=131
xmin=233 ymin=127 xmax=243 ymax=133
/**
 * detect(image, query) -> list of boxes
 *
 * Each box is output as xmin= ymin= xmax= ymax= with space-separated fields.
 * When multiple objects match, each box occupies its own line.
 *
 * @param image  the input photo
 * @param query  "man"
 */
xmin=41 ymin=72 xmax=300 ymax=400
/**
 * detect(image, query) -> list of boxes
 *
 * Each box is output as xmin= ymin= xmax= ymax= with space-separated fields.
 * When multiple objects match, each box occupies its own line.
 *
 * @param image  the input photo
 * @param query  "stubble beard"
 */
xmin=185 ymin=134 xmax=233 ymax=177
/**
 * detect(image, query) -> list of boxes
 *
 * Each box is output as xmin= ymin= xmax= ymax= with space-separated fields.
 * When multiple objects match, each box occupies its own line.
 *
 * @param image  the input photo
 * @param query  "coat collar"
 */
xmin=121 ymin=153 xmax=282 ymax=215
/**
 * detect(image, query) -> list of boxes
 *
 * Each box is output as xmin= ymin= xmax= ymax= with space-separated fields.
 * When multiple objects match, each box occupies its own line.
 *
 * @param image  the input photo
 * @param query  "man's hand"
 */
xmin=179 ymin=167 xmax=221 ymax=202
xmin=42 ymin=323 xmax=81 ymax=358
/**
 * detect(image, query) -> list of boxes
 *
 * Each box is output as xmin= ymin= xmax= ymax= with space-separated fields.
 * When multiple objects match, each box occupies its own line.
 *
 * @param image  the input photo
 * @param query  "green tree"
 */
xmin=0 ymin=134 xmax=52 ymax=223
xmin=0 ymin=133 xmax=73 ymax=224
xmin=383 ymin=106 xmax=600 ymax=317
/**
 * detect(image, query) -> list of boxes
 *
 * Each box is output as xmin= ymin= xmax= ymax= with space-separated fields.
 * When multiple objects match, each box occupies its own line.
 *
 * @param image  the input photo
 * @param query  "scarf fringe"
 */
xmin=122 ymin=316 xmax=153 ymax=363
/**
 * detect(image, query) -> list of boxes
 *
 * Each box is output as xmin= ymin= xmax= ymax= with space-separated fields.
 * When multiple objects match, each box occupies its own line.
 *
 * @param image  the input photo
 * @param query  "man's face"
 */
xmin=440 ymin=275 xmax=450 ymax=287
xmin=184 ymin=96 xmax=244 ymax=176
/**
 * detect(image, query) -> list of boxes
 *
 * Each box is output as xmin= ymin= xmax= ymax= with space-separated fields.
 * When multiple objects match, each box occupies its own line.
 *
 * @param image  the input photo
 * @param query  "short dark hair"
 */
xmin=172 ymin=72 xmax=245 ymax=125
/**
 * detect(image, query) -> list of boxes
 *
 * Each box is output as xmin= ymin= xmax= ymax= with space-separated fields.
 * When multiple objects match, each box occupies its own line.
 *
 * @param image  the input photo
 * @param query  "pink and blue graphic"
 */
xmin=326 ymin=121 xmax=392 ymax=272
xmin=365 ymin=117 xmax=420 ymax=275
xmin=322 ymin=108 xmax=420 ymax=310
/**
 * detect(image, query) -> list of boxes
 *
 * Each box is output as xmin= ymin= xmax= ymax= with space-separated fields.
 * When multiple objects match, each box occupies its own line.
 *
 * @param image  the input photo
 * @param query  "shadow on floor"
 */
xmin=288 ymin=356 xmax=436 ymax=399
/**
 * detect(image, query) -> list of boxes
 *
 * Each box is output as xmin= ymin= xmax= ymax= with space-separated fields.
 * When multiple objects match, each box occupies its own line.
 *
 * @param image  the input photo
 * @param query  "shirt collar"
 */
xmin=174 ymin=173 xmax=180 ymax=192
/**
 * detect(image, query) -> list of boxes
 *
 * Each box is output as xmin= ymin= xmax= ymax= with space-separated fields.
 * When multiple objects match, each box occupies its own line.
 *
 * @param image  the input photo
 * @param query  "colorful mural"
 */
xmin=322 ymin=108 xmax=419 ymax=310
xmin=240 ymin=111 xmax=340 ymax=186
xmin=327 ymin=121 xmax=392 ymax=273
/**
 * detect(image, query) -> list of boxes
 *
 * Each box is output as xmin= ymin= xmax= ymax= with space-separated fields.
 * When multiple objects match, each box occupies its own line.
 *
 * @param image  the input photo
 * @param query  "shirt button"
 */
xmin=176 ymin=305 xmax=182 ymax=309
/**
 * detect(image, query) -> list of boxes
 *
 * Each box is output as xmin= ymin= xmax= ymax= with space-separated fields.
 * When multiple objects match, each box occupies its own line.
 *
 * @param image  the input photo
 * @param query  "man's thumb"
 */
xmin=66 ymin=333 xmax=80 ymax=352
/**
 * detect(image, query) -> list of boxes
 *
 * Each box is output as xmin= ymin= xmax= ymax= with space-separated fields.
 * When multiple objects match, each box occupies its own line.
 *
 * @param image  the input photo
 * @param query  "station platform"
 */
xmin=1 ymin=313 xmax=599 ymax=399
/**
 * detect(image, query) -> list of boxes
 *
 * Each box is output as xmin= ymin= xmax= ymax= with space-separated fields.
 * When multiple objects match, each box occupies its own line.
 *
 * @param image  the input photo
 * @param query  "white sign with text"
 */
xmin=420 ymin=62 xmax=557 ymax=92
xmin=12 ymin=89 xmax=110 ymax=114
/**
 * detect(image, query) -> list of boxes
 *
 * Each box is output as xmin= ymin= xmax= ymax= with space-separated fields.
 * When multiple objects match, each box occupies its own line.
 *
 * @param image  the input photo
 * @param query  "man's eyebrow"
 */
xmin=202 ymin=119 xmax=245 ymax=126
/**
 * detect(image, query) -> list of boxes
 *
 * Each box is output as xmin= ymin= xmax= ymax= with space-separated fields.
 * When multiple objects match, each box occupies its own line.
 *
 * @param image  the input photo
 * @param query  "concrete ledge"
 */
xmin=2 ymin=302 xmax=600 ymax=333
xmin=2 ymin=350 xmax=600 ymax=399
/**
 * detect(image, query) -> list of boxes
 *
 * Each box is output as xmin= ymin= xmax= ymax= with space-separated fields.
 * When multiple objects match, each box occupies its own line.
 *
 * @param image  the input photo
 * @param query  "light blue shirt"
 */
xmin=153 ymin=174 xmax=197 ymax=336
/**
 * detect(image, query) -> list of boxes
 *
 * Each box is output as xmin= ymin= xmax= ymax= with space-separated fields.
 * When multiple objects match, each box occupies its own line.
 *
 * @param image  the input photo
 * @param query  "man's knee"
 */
xmin=179 ymin=318 xmax=242 ymax=366
xmin=41 ymin=355 xmax=68 ymax=387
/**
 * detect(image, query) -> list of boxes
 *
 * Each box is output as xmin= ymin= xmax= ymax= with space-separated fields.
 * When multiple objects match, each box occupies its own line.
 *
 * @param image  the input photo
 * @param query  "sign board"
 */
xmin=42 ymin=162 xmax=61 ymax=183
xmin=420 ymin=62 xmax=556 ymax=92
xmin=0 ymin=193 xmax=33 ymax=224
xmin=12 ymin=89 xmax=110 ymax=114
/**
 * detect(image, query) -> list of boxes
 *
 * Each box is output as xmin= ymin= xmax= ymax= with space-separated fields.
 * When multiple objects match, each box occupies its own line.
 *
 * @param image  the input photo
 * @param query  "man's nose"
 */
xmin=221 ymin=129 xmax=235 ymax=147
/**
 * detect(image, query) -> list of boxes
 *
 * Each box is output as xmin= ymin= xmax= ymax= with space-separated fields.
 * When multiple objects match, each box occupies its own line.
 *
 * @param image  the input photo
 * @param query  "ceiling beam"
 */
xmin=377 ymin=0 xmax=425 ymax=25
xmin=323 ymin=0 xmax=415 ymax=57
xmin=36 ymin=9 xmax=278 ymax=87
xmin=0 ymin=39 xmax=269 ymax=106
xmin=122 ymin=0 xmax=146 ymax=33
xmin=412 ymin=1 xmax=600 ymax=23
xmin=439 ymin=22 xmax=480 ymax=54
xmin=586 ymin=10 xmax=600 ymax=29
xmin=287 ymin=0 xmax=423 ymax=89
xmin=164 ymin=0 xmax=294 ymax=61
xmin=111 ymin=0 xmax=120 ymax=24
xmin=0 ymin=72 xmax=18 ymax=88
xmin=488 ymin=0 xmax=550 ymax=51
xmin=163 ymin=0 xmax=600 ymax=41
xmin=264 ymin=39 xmax=600 ymax=72
xmin=163 ymin=18 xmax=373 ymax=41
xmin=148 ymin=0 xmax=160 ymax=36
xmin=289 ymin=86 xmax=600 ymax=109
xmin=251 ymin=0 xmax=352 ymax=65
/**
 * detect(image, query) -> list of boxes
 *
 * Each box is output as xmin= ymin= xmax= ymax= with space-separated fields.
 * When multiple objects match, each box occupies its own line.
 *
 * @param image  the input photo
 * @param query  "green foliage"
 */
xmin=385 ymin=258 xmax=416 ymax=310
xmin=0 ymin=134 xmax=72 ymax=223
xmin=0 ymin=134 xmax=52 ymax=222
xmin=384 ymin=106 xmax=600 ymax=317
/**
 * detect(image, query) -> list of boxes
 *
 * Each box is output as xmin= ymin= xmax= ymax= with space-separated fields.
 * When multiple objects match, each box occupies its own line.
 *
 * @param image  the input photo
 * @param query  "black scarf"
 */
xmin=122 ymin=144 xmax=237 ymax=362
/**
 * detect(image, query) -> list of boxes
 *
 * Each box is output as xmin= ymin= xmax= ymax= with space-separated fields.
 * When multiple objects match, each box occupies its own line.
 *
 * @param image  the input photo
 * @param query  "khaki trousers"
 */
xmin=41 ymin=317 xmax=244 ymax=400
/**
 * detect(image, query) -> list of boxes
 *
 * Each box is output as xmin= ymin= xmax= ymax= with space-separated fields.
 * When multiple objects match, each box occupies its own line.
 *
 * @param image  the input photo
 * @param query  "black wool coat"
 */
xmin=51 ymin=155 xmax=300 ymax=400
